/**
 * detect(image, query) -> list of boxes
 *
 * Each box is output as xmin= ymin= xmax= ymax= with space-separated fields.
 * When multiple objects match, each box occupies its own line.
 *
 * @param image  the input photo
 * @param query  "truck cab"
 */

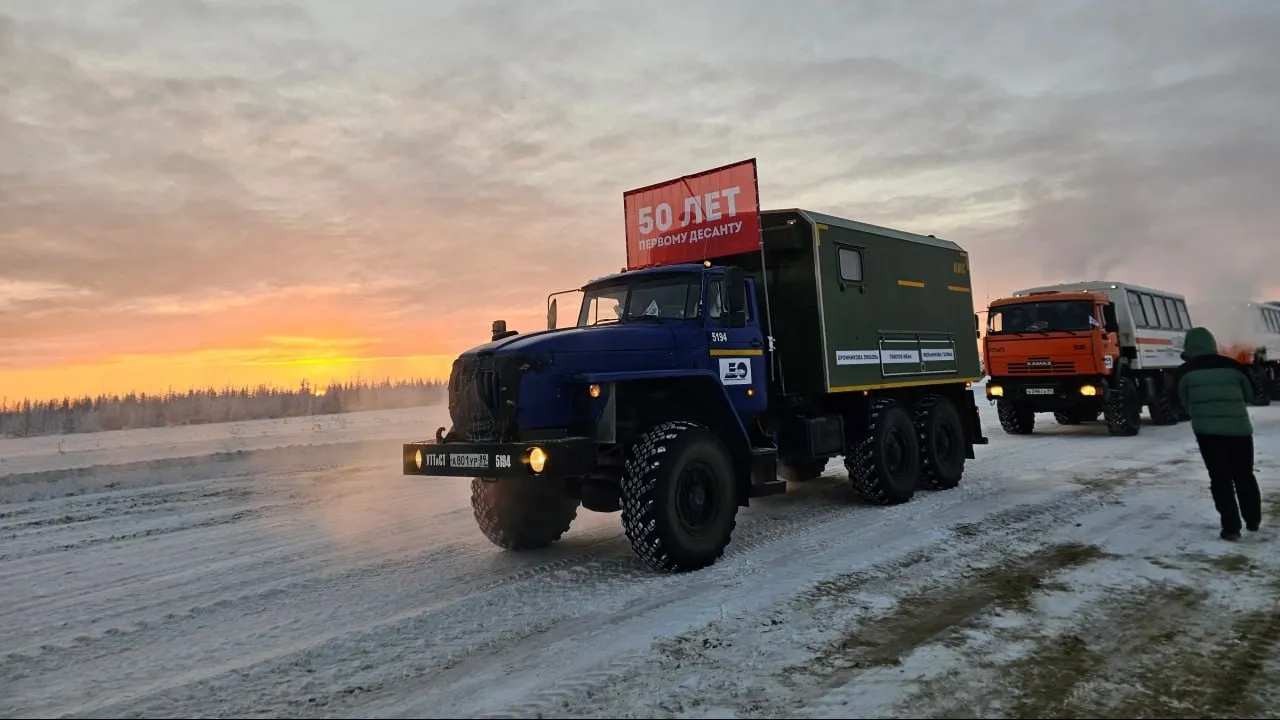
xmin=408 ymin=260 xmax=783 ymax=574
xmin=983 ymin=290 xmax=1127 ymax=433
xmin=553 ymin=263 xmax=770 ymax=419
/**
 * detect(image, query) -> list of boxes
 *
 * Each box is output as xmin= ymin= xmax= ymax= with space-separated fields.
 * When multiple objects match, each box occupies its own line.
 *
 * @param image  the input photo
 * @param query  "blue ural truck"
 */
xmin=403 ymin=160 xmax=988 ymax=573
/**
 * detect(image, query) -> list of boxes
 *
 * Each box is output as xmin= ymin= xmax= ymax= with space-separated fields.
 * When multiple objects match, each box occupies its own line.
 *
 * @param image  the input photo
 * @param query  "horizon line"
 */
xmin=0 ymin=374 xmax=449 ymax=409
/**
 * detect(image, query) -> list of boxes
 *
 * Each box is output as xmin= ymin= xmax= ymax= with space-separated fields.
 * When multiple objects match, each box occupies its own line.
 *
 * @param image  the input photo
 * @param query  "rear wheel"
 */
xmin=913 ymin=395 xmax=965 ymax=491
xmin=778 ymin=458 xmax=828 ymax=483
xmin=1053 ymin=410 xmax=1082 ymax=426
xmin=1148 ymin=383 xmax=1180 ymax=424
xmin=845 ymin=398 xmax=919 ymax=505
xmin=620 ymin=420 xmax=739 ymax=573
xmin=471 ymin=477 xmax=579 ymax=550
xmin=1105 ymin=379 xmax=1142 ymax=437
xmin=1251 ymin=367 xmax=1273 ymax=406
xmin=997 ymin=400 xmax=1035 ymax=435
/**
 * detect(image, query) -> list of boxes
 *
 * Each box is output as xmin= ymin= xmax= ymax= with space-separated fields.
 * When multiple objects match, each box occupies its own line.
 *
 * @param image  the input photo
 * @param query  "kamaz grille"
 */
xmin=1008 ymin=360 xmax=1076 ymax=375
xmin=448 ymin=355 xmax=520 ymax=442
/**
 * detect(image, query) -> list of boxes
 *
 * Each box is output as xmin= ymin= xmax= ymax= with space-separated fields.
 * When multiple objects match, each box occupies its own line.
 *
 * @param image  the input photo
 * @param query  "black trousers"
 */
xmin=1195 ymin=434 xmax=1262 ymax=533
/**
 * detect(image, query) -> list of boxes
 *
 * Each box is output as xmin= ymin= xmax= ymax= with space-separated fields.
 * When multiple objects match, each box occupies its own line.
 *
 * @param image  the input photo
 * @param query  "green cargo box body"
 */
xmin=740 ymin=209 xmax=983 ymax=398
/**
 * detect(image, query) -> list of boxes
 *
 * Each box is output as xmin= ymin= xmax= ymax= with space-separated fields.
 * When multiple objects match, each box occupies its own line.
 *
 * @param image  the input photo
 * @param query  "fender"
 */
xmin=575 ymin=368 xmax=756 ymax=501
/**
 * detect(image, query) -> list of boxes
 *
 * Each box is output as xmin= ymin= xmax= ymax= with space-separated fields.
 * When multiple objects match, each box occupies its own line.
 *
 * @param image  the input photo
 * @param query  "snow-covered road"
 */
xmin=3 ymin=395 xmax=1279 ymax=719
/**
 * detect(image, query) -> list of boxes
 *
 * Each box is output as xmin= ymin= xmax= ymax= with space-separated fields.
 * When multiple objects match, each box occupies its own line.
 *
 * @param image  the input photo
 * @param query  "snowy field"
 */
xmin=3 ymin=391 xmax=1279 ymax=719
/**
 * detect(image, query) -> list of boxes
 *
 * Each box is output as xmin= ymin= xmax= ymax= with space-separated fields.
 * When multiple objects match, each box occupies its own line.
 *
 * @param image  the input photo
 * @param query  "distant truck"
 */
xmin=1189 ymin=299 xmax=1280 ymax=406
xmin=403 ymin=159 xmax=989 ymax=573
xmin=982 ymin=281 xmax=1193 ymax=436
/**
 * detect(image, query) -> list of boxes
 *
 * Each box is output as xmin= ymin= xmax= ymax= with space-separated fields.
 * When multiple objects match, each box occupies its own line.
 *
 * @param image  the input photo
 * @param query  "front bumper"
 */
xmin=402 ymin=436 xmax=598 ymax=479
xmin=985 ymin=376 xmax=1107 ymax=407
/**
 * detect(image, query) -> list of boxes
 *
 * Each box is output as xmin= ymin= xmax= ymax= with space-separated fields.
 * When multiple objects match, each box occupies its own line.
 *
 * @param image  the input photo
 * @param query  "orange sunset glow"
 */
xmin=3 ymin=1 xmax=1278 ymax=406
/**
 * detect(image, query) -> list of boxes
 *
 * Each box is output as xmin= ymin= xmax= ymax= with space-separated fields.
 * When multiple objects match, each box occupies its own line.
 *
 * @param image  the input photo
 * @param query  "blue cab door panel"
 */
xmin=705 ymin=276 xmax=768 ymax=416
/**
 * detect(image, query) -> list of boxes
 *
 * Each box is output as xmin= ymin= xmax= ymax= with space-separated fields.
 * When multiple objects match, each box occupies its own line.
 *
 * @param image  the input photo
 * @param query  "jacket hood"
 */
xmin=1182 ymin=326 xmax=1219 ymax=358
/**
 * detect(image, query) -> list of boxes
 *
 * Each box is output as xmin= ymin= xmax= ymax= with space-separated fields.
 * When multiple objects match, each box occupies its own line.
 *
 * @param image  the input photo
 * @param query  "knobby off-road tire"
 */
xmin=778 ymin=458 xmax=828 ymax=483
xmin=1053 ymin=411 xmax=1082 ymax=426
xmin=1104 ymin=379 xmax=1142 ymax=437
xmin=620 ymin=420 xmax=739 ymax=573
xmin=1251 ymin=368 xmax=1273 ymax=407
xmin=913 ymin=394 xmax=965 ymax=491
xmin=1176 ymin=401 xmax=1191 ymax=422
xmin=470 ymin=477 xmax=579 ymax=551
xmin=1147 ymin=384 xmax=1180 ymax=425
xmin=845 ymin=398 xmax=920 ymax=506
xmin=997 ymin=400 xmax=1035 ymax=435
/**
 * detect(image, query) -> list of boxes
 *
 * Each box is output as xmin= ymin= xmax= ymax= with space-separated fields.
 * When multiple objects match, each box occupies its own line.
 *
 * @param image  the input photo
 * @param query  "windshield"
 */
xmin=989 ymin=300 xmax=1098 ymax=334
xmin=577 ymin=276 xmax=702 ymax=327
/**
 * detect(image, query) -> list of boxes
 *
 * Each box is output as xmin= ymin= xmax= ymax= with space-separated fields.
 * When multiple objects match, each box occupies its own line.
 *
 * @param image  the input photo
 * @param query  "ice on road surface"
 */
xmin=3 ymin=392 xmax=1280 ymax=719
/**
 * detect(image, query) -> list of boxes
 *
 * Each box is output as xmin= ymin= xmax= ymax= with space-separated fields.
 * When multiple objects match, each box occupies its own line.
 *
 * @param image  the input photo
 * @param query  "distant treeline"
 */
xmin=0 ymin=378 xmax=446 ymax=438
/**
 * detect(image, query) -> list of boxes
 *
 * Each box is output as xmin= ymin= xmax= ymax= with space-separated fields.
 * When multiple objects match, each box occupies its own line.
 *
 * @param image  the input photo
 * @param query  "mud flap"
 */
xmin=966 ymin=388 xmax=989 ymax=456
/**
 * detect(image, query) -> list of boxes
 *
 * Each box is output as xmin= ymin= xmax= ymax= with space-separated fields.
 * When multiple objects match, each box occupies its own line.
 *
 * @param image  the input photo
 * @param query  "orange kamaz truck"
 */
xmin=983 ymin=281 xmax=1192 ymax=437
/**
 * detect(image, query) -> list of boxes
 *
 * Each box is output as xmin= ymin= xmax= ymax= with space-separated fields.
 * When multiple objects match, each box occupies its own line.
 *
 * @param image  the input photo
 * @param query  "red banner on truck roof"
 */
xmin=623 ymin=158 xmax=762 ymax=270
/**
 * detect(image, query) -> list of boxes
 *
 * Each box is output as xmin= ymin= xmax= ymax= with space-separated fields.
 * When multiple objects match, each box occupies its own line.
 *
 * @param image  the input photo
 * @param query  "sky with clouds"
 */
xmin=1 ymin=0 xmax=1278 ymax=400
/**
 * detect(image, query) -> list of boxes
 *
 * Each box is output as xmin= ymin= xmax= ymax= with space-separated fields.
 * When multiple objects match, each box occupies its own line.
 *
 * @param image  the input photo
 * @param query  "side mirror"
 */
xmin=547 ymin=297 xmax=558 ymax=330
xmin=724 ymin=267 xmax=747 ymax=329
xmin=974 ymin=313 xmax=981 ymax=339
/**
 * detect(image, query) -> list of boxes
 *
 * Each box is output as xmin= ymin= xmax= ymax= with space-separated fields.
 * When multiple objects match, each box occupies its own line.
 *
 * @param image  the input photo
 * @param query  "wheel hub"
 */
xmin=936 ymin=422 xmax=957 ymax=462
xmin=675 ymin=463 xmax=718 ymax=532
xmin=885 ymin=428 xmax=907 ymax=474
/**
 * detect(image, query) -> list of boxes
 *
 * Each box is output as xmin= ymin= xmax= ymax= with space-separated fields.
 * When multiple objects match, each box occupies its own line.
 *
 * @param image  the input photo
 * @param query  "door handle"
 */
xmin=750 ymin=338 xmax=762 ymax=347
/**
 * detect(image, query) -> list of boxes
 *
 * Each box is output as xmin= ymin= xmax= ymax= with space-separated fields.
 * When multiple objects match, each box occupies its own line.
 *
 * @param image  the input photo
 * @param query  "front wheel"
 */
xmin=621 ymin=420 xmax=739 ymax=573
xmin=471 ymin=477 xmax=579 ymax=551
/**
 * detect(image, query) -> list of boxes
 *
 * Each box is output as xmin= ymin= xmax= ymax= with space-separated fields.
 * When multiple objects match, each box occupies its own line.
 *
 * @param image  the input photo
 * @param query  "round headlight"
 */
xmin=528 ymin=447 xmax=548 ymax=474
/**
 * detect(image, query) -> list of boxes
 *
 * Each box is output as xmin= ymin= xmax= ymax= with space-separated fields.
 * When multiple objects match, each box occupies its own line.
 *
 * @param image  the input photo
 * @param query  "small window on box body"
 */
xmin=838 ymin=247 xmax=863 ymax=283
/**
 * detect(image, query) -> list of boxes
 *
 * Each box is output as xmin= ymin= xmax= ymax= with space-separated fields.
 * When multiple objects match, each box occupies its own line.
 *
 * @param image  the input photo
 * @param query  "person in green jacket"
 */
xmin=1174 ymin=326 xmax=1261 ymax=541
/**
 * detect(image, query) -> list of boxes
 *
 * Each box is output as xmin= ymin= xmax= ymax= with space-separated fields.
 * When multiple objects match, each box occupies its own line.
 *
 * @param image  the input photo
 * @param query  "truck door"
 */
xmin=706 ymin=269 xmax=768 ymax=416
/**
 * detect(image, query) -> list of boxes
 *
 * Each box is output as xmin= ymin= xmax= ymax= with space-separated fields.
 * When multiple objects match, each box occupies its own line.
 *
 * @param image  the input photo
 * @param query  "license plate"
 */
xmin=449 ymin=453 xmax=491 ymax=469
xmin=1025 ymin=388 xmax=1055 ymax=396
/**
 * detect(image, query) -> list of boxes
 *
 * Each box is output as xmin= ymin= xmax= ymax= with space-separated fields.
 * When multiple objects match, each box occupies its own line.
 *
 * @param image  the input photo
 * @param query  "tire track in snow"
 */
xmin=459 ymin=455 xmax=1187 ymax=720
